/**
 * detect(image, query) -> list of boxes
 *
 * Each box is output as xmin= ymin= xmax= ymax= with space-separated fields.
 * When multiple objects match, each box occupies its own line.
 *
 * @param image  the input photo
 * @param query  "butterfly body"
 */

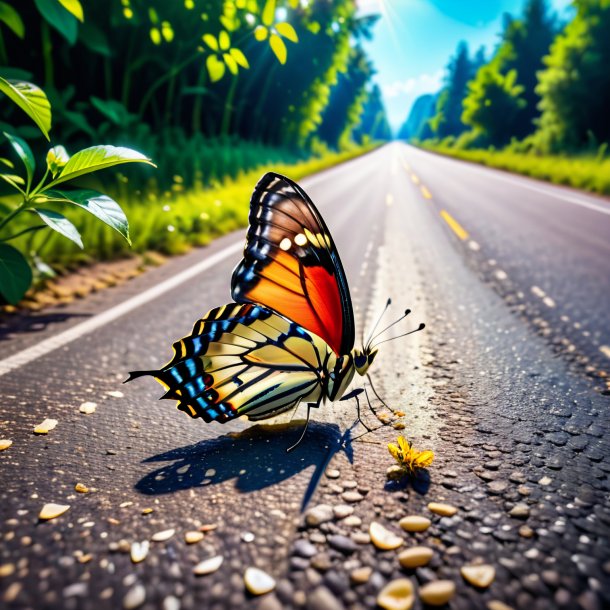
xmin=128 ymin=172 xmax=416 ymax=436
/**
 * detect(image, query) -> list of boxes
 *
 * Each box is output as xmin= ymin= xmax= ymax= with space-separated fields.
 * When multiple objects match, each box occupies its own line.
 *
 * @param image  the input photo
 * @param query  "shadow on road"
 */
xmin=0 ymin=311 xmax=91 ymax=341
xmin=135 ymin=421 xmax=354 ymax=511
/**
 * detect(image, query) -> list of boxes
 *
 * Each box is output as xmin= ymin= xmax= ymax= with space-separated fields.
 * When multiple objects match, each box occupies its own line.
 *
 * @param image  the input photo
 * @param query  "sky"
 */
xmin=357 ymin=0 xmax=575 ymax=132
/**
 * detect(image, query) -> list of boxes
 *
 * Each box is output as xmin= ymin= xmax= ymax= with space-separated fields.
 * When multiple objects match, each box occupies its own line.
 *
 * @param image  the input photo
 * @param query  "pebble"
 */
xmin=244 ymin=567 xmax=276 ymax=595
xmin=0 ymin=439 xmax=12 ymax=451
xmin=461 ymin=564 xmax=495 ymax=588
xmin=34 ymin=418 xmax=58 ymax=434
xmin=74 ymin=483 xmax=89 ymax=493
xmin=341 ymin=491 xmax=364 ymax=503
xmin=151 ymin=529 xmax=175 ymax=542
xmin=305 ymin=504 xmax=334 ymax=526
xmin=293 ymin=539 xmax=317 ymax=558
xmin=419 ymin=580 xmax=456 ymax=606
xmin=123 ymin=584 xmax=146 ymax=609
xmin=63 ymin=582 xmax=88 ymax=598
xmin=370 ymin=521 xmax=403 ymax=550
xmin=0 ymin=564 xmax=15 ymax=577
xmin=351 ymin=532 xmax=371 ymax=545
xmin=185 ymin=531 xmax=204 ymax=544
xmin=107 ymin=391 xmax=124 ymax=398
xmin=307 ymin=586 xmax=343 ymax=610
xmin=193 ymin=556 xmax=223 ymax=575
xmin=327 ymin=535 xmax=357 ymax=554
xmin=398 ymin=546 xmax=434 ymax=568
xmin=509 ymin=504 xmax=530 ymax=519
xmin=487 ymin=601 xmax=514 ymax=610
xmin=343 ymin=515 xmax=362 ymax=527
xmin=325 ymin=468 xmax=340 ymax=479
xmin=428 ymin=502 xmax=457 ymax=517
xmin=39 ymin=503 xmax=70 ymax=520
xmin=350 ymin=566 xmax=372 ymax=584
xmin=376 ymin=578 xmax=415 ymax=610
xmin=333 ymin=505 xmax=354 ymax=519
xmin=79 ymin=402 xmax=97 ymax=414
xmin=399 ymin=515 xmax=431 ymax=532
xmin=538 ymin=476 xmax=552 ymax=486
xmin=519 ymin=525 xmax=534 ymax=538
xmin=162 ymin=595 xmax=180 ymax=610
xmin=488 ymin=480 xmax=509 ymax=494
xmin=130 ymin=541 xmax=149 ymax=563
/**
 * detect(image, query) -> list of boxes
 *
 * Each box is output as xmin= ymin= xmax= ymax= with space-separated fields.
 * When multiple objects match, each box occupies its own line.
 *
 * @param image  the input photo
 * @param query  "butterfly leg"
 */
xmin=287 ymin=399 xmax=319 ymax=453
xmin=354 ymin=392 xmax=373 ymax=433
xmin=366 ymin=373 xmax=390 ymax=411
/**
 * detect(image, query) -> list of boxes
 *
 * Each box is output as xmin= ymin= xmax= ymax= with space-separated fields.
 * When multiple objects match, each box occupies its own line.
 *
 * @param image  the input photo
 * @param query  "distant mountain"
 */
xmin=398 ymin=94 xmax=437 ymax=141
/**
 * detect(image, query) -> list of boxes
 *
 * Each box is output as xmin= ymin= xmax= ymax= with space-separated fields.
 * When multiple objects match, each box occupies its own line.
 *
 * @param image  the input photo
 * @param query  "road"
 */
xmin=0 ymin=142 xmax=609 ymax=610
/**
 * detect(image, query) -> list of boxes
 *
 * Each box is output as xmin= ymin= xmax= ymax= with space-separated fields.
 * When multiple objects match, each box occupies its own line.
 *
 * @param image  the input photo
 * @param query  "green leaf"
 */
xmin=269 ymin=34 xmax=287 ymax=64
xmin=0 ymin=78 xmax=52 ymax=140
xmin=276 ymin=22 xmax=298 ymax=43
xmin=0 ymin=243 xmax=32 ymax=304
xmin=206 ymin=55 xmax=225 ymax=82
xmin=262 ymin=0 xmax=275 ymax=27
xmin=47 ymin=189 xmax=131 ymax=244
xmin=0 ymin=173 xmax=24 ymax=186
xmin=0 ymin=157 xmax=14 ymax=168
xmin=0 ymin=67 xmax=33 ymax=81
xmin=45 ymin=145 xmax=155 ymax=188
xmin=33 ymin=208 xmax=83 ymax=248
xmin=0 ymin=2 xmax=25 ymax=38
xmin=3 ymin=132 xmax=34 ymax=190
xmin=58 ymin=0 xmax=83 ymax=22
xmin=34 ymin=0 xmax=78 ymax=44
xmin=78 ymin=19 xmax=111 ymax=56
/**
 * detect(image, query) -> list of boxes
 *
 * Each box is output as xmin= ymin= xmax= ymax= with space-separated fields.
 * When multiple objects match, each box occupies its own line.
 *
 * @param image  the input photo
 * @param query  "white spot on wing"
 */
xmin=294 ymin=233 xmax=307 ymax=246
xmin=279 ymin=238 xmax=291 ymax=251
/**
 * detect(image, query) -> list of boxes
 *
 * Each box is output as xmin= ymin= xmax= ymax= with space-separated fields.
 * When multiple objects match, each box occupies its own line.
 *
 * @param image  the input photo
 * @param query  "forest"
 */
xmin=0 ymin=0 xmax=391 ymax=305
xmin=400 ymin=0 xmax=610 ymax=195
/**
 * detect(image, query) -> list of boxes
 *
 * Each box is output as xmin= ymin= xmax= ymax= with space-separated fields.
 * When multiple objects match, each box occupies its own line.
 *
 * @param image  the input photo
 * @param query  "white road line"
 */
xmin=0 ymin=241 xmax=244 ymax=378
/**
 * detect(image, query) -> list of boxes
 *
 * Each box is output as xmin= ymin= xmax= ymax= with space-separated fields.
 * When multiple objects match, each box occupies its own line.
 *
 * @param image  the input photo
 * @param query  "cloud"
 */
xmin=382 ymin=70 xmax=444 ymax=98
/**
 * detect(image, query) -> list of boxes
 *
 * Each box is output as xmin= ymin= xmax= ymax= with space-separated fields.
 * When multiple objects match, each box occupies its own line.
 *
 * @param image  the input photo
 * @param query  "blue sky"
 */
xmin=357 ymin=0 xmax=574 ymax=131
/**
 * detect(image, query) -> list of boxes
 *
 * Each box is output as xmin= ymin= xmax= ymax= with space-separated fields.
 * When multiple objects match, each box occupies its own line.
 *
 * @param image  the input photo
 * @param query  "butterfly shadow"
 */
xmin=384 ymin=469 xmax=432 ymax=495
xmin=135 ymin=421 xmax=354 ymax=511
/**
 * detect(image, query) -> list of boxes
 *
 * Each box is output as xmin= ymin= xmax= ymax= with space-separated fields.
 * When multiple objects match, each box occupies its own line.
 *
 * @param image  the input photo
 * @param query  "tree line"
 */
xmin=400 ymin=0 xmax=610 ymax=154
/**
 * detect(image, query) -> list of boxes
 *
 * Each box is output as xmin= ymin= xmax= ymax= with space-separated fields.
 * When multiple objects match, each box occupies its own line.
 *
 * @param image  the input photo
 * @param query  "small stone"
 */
xmin=399 ymin=515 xmax=431 ymax=532
xmin=341 ymin=491 xmax=364 ymax=503
xmin=107 ymin=391 xmax=124 ymax=398
xmin=351 ymin=532 xmax=371 ymax=545
xmin=305 ymin=504 xmax=334 ymax=527
xmin=327 ymin=535 xmax=357 ymax=554
xmin=199 ymin=523 xmax=217 ymax=532
xmin=74 ymin=483 xmax=89 ymax=493
xmin=151 ymin=528 xmax=175 ymax=542
xmin=488 ymin=480 xmax=509 ymax=494
xmin=376 ymin=578 xmax=415 ymax=610
xmin=123 ymin=584 xmax=146 ymax=609
xmin=308 ymin=586 xmax=343 ymax=610
xmin=141 ymin=508 xmax=153 ymax=515
xmin=34 ymin=418 xmax=58 ymax=434
xmin=419 ymin=580 xmax=456 ymax=606
xmin=509 ymin=504 xmax=530 ymax=519
xmin=519 ymin=525 xmax=534 ymax=538
xmin=39 ymin=503 xmax=70 ymax=520
xmin=461 ymin=564 xmax=495 ymax=588
xmin=538 ymin=476 xmax=552 ymax=486
xmin=325 ymin=468 xmax=340 ymax=479
xmin=241 ymin=532 xmax=255 ymax=543
xmin=370 ymin=521 xmax=403 ymax=550
xmin=428 ymin=502 xmax=457 ymax=517
xmin=293 ymin=539 xmax=317 ymax=558
xmin=185 ymin=531 xmax=204 ymax=544
xmin=0 ymin=564 xmax=15 ymax=577
xmin=343 ymin=515 xmax=362 ymax=527
xmin=487 ymin=601 xmax=514 ymax=610
xmin=244 ymin=567 xmax=276 ymax=595
xmin=398 ymin=546 xmax=434 ymax=568
xmin=350 ymin=567 xmax=372 ymax=584
xmin=63 ymin=582 xmax=88 ymax=598
xmin=193 ymin=556 xmax=223 ymax=575
xmin=0 ymin=439 xmax=12 ymax=451
xmin=333 ymin=505 xmax=354 ymax=519
xmin=310 ymin=553 xmax=332 ymax=571
xmin=162 ymin=595 xmax=180 ymax=610
xmin=130 ymin=541 xmax=149 ymax=563
xmin=79 ymin=402 xmax=97 ymax=414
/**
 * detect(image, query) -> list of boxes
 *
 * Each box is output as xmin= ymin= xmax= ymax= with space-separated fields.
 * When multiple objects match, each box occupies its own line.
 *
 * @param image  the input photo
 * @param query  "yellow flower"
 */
xmin=388 ymin=435 xmax=434 ymax=475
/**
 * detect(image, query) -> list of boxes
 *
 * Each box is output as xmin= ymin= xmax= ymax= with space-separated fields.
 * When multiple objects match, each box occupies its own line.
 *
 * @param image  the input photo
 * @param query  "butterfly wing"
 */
xmin=127 ymin=303 xmax=332 ymax=423
xmin=231 ymin=172 xmax=355 ymax=356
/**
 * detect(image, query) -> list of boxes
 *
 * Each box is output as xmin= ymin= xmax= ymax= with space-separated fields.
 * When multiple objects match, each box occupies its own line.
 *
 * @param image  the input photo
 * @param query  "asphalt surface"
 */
xmin=0 ymin=142 xmax=609 ymax=610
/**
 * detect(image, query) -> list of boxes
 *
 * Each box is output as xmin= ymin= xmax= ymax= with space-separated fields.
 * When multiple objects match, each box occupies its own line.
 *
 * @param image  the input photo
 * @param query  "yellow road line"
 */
xmin=420 ymin=185 xmax=432 ymax=199
xmin=411 ymin=173 xmax=420 ymax=185
xmin=403 ymin=161 xmax=411 ymax=171
xmin=440 ymin=210 xmax=469 ymax=241
xmin=386 ymin=193 xmax=394 ymax=206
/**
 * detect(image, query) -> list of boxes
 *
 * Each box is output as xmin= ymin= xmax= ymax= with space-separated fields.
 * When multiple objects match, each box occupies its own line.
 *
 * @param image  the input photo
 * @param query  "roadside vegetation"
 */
xmin=400 ymin=0 xmax=610 ymax=196
xmin=0 ymin=0 xmax=391 ymax=305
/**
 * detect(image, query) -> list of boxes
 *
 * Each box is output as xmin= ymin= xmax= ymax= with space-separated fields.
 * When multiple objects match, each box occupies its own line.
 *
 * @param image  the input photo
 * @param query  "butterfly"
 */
xmin=127 ymin=172 xmax=424 ymax=449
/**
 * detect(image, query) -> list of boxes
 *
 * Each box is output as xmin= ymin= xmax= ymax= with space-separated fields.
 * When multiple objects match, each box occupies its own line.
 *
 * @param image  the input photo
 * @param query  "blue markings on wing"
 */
xmin=171 ymin=368 xmax=183 ymax=384
xmin=192 ymin=337 xmax=202 ymax=352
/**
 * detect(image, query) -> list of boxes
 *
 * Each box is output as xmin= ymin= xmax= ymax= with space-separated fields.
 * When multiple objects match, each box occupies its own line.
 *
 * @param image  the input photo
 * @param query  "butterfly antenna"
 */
xmin=367 ymin=308 xmax=412 ymax=348
xmin=371 ymin=323 xmax=425 ymax=348
xmin=364 ymin=298 xmax=392 ymax=348
xmin=287 ymin=404 xmax=313 ymax=452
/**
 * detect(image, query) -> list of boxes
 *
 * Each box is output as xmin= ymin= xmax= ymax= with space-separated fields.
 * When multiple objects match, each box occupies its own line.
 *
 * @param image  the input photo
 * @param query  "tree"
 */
xmin=462 ymin=0 xmax=556 ymax=145
xmin=535 ymin=0 xmax=610 ymax=151
xmin=398 ymin=93 xmax=437 ymax=141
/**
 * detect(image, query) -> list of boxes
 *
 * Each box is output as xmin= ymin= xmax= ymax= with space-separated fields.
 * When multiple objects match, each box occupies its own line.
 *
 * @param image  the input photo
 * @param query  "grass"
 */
xmin=17 ymin=142 xmax=380 ymax=271
xmin=418 ymin=142 xmax=610 ymax=197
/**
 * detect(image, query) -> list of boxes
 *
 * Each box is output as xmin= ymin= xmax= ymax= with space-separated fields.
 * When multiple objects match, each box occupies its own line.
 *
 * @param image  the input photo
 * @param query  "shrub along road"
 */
xmin=0 ymin=143 xmax=608 ymax=609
